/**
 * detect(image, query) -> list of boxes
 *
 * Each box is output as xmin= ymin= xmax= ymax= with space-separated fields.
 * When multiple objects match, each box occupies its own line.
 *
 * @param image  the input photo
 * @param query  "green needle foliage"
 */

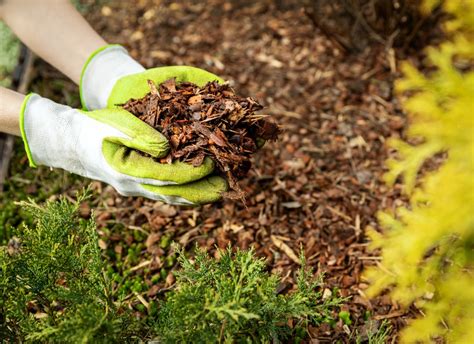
xmin=355 ymin=320 xmax=392 ymax=344
xmin=0 ymin=190 xmax=142 ymax=342
xmin=1 ymin=139 xmax=87 ymax=246
xmin=1 ymin=191 xmax=341 ymax=342
xmin=365 ymin=0 xmax=474 ymax=342
xmin=156 ymin=247 xmax=341 ymax=343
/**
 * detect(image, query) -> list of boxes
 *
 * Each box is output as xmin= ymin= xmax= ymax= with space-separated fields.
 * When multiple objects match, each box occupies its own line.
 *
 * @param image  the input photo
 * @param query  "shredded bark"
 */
xmin=121 ymin=78 xmax=280 ymax=198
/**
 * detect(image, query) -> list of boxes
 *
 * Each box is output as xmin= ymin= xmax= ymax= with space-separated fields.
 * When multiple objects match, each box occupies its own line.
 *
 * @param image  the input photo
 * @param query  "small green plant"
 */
xmin=355 ymin=320 xmax=392 ymax=344
xmin=338 ymin=310 xmax=352 ymax=326
xmin=0 ymin=189 xmax=142 ymax=342
xmin=155 ymin=246 xmax=341 ymax=343
xmin=0 ymin=139 xmax=86 ymax=245
xmin=1 ymin=191 xmax=342 ymax=342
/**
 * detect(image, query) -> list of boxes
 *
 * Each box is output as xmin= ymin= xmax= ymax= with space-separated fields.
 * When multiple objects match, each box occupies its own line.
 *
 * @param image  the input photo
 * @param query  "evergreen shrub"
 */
xmin=365 ymin=1 xmax=474 ymax=342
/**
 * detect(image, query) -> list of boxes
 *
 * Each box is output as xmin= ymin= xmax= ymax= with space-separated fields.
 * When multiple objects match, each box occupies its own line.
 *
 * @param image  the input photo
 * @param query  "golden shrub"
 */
xmin=364 ymin=1 xmax=474 ymax=342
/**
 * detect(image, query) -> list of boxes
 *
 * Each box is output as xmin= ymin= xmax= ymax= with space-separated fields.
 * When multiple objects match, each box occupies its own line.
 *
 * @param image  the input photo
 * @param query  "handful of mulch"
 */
xmin=121 ymin=78 xmax=280 ymax=199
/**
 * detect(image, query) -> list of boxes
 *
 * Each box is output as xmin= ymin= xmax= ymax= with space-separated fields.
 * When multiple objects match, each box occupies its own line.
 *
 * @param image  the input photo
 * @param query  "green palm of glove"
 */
xmin=105 ymin=66 xmax=227 ymax=204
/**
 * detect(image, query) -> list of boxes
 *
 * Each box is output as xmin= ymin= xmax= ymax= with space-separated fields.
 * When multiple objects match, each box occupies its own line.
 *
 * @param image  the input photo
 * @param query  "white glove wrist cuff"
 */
xmin=20 ymin=93 xmax=130 ymax=179
xmin=80 ymin=45 xmax=145 ymax=110
xmin=21 ymin=94 xmax=81 ymax=169
xmin=19 ymin=93 xmax=37 ymax=167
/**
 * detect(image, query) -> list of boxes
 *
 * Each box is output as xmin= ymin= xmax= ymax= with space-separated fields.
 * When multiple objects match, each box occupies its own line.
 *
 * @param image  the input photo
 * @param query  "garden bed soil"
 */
xmin=23 ymin=0 xmax=443 ymax=341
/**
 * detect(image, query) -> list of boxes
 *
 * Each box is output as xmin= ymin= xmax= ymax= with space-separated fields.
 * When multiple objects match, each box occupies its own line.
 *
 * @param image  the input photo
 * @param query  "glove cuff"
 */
xmin=80 ymin=44 xmax=145 ymax=110
xmin=20 ymin=94 xmax=88 ymax=172
xmin=19 ymin=93 xmax=37 ymax=167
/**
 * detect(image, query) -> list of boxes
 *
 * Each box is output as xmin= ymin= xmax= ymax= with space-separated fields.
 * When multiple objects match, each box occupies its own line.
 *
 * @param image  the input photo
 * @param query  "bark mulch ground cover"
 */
xmin=15 ymin=0 xmax=442 ymax=341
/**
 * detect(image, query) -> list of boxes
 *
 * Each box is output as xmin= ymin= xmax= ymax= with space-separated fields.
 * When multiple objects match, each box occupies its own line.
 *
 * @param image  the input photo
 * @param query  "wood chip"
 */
xmin=271 ymin=235 xmax=301 ymax=265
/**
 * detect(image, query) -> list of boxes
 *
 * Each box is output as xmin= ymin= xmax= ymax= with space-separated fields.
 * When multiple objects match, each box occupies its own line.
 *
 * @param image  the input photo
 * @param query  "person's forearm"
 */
xmin=0 ymin=0 xmax=107 ymax=84
xmin=0 ymin=87 xmax=24 ymax=136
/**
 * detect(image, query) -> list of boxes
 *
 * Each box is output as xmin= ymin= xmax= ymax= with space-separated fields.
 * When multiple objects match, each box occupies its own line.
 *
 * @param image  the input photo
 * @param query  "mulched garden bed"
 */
xmin=20 ymin=0 xmax=443 ymax=341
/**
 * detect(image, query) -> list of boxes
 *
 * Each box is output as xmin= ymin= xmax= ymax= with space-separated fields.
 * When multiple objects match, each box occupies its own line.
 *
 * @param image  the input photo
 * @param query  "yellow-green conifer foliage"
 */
xmin=364 ymin=1 xmax=474 ymax=342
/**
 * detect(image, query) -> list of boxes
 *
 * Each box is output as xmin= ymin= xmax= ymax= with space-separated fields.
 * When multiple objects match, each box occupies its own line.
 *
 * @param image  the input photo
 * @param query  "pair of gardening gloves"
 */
xmin=21 ymin=45 xmax=227 ymax=205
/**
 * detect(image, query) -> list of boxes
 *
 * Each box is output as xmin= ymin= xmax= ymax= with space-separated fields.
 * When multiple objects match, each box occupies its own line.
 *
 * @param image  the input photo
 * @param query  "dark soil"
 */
xmin=22 ymin=0 xmax=444 ymax=341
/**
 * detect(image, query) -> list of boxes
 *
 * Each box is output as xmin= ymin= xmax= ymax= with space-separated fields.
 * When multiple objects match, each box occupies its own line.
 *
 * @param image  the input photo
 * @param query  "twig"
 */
xmin=134 ymin=292 xmax=150 ymax=312
xmin=373 ymin=310 xmax=406 ymax=320
xmin=271 ymin=235 xmax=301 ymax=265
xmin=357 ymin=256 xmax=382 ymax=260
xmin=219 ymin=319 xmax=227 ymax=343
xmin=342 ymin=0 xmax=386 ymax=45
xmin=326 ymin=205 xmax=352 ymax=222
xmin=130 ymin=259 xmax=153 ymax=272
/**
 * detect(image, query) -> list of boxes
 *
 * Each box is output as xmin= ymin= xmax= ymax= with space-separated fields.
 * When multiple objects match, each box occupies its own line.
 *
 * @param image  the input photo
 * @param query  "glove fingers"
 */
xmin=140 ymin=175 xmax=228 ymax=205
xmin=106 ymin=136 xmax=169 ymax=160
xmin=84 ymin=108 xmax=169 ymax=158
xmin=102 ymin=141 xmax=215 ymax=185
xmin=108 ymin=66 xmax=224 ymax=107
xmin=145 ymin=66 xmax=224 ymax=87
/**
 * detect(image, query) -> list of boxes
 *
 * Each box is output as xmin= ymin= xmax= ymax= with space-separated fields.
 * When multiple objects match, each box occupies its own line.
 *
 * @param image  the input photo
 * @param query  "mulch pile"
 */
xmin=121 ymin=79 xmax=279 ymax=198
xmin=29 ymin=0 xmax=442 ymax=342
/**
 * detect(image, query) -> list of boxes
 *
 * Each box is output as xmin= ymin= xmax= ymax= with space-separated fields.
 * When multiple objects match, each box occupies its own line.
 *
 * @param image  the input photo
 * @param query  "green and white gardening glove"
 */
xmin=20 ymin=94 xmax=226 ymax=205
xmin=80 ymin=44 xmax=224 ymax=109
xmin=78 ymin=44 xmax=228 ymax=204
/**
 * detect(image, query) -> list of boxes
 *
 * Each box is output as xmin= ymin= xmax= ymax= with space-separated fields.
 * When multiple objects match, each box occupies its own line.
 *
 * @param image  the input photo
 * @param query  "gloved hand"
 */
xmin=76 ymin=45 xmax=228 ymax=204
xmin=79 ymin=44 xmax=223 ymax=110
xmin=20 ymin=93 xmax=226 ymax=205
